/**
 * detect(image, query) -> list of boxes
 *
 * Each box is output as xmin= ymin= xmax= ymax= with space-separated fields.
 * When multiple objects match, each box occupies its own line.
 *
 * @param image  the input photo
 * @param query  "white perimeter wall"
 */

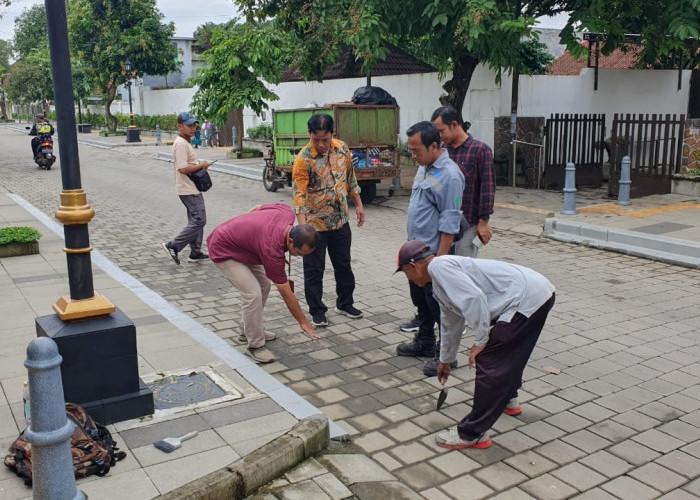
xmin=505 ymin=68 xmax=691 ymax=136
xmin=89 ymin=66 xmax=692 ymax=147
xmin=242 ymin=67 xmax=502 ymax=147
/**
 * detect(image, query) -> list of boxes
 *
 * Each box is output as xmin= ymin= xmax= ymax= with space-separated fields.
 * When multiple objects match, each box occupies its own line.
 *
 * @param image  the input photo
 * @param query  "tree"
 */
xmin=0 ymin=39 xmax=12 ymax=119
xmin=561 ymin=0 xmax=700 ymax=69
xmin=13 ymin=4 xmax=48 ymax=60
xmin=67 ymin=0 xmax=178 ymax=130
xmin=238 ymin=0 xmax=569 ymax=122
xmin=4 ymin=49 xmax=53 ymax=104
xmin=190 ymin=20 xmax=292 ymax=150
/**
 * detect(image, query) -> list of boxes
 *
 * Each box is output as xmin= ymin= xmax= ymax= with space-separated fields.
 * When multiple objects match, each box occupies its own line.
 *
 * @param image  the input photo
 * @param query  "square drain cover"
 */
xmin=148 ymin=371 xmax=226 ymax=410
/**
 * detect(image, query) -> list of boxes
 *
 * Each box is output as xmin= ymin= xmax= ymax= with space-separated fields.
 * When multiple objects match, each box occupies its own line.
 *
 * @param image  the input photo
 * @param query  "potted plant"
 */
xmin=0 ymin=226 xmax=42 ymax=258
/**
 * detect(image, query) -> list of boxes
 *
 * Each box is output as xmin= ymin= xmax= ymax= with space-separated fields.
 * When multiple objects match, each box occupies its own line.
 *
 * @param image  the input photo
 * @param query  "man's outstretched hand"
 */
xmin=301 ymin=321 xmax=320 ymax=339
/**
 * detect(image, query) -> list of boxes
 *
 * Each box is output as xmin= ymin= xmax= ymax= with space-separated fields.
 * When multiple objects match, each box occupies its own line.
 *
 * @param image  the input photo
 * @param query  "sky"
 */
xmin=0 ymin=0 xmax=567 ymax=43
xmin=0 ymin=0 xmax=239 ymax=41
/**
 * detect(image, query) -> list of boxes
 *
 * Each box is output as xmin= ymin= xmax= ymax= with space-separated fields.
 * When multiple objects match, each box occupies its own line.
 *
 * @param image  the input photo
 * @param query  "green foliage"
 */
xmin=190 ymin=20 xmax=292 ymax=127
xmin=0 ymin=226 xmax=41 ymax=245
xmin=5 ymin=49 xmax=53 ymax=103
xmin=13 ymin=4 xmax=48 ymax=59
xmin=246 ymin=123 xmax=273 ymax=141
xmin=0 ymin=39 xmax=12 ymax=72
xmin=237 ymin=0 xmax=565 ymax=118
xmin=67 ymin=0 xmax=179 ymax=130
xmin=519 ymin=39 xmax=555 ymax=75
xmin=561 ymin=0 xmax=700 ymax=69
xmin=80 ymin=110 xmax=179 ymax=131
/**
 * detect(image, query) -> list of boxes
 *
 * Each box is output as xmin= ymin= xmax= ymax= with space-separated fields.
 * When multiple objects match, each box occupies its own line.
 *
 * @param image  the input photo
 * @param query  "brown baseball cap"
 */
xmin=395 ymin=240 xmax=432 ymax=273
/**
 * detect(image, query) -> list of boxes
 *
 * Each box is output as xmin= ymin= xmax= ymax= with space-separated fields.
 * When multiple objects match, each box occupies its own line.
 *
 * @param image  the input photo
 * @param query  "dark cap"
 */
xmin=177 ymin=112 xmax=198 ymax=126
xmin=395 ymin=240 xmax=432 ymax=273
xmin=35 ymin=113 xmax=45 ymax=119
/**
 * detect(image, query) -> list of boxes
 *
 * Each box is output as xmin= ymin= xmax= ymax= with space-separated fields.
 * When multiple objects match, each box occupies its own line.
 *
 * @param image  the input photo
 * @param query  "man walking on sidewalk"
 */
xmin=395 ymin=122 xmax=464 ymax=376
xmin=162 ymin=112 xmax=213 ymax=265
xmin=292 ymin=113 xmax=365 ymax=327
xmin=207 ymin=204 xmax=320 ymax=363
xmin=395 ymin=240 xmax=555 ymax=450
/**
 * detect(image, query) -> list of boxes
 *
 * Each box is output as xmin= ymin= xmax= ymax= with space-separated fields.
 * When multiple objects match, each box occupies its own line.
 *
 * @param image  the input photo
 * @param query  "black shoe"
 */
xmin=188 ymin=252 xmax=209 ymax=262
xmin=334 ymin=305 xmax=363 ymax=319
xmin=311 ymin=312 xmax=328 ymax=327
xmin=423 ymin=359 xmax=459 ymax=377
xmin=399 ymin=316 xmax=420 ymax=332
xmin=161 ymin=242 xmax=180 ymax=265
xmin=396 ymin=337 xmax=436 ymax=357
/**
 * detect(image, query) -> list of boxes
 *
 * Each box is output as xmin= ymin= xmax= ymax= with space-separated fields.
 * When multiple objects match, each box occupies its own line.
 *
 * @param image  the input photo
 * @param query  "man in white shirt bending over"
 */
xmin=395 ymin=240 xmax=555 ymax=450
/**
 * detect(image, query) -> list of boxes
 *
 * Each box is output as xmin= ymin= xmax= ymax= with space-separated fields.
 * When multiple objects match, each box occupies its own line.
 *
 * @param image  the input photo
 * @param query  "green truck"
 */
xmin=262 ymin=103 xmax=400 ymax=203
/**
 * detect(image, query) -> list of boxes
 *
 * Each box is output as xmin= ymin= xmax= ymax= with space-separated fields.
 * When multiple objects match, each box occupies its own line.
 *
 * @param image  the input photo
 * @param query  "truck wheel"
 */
xmin=262 ymin=165 xmax=279 ymax=192
xmin=359 ymin=181 xmax=377 ymax=204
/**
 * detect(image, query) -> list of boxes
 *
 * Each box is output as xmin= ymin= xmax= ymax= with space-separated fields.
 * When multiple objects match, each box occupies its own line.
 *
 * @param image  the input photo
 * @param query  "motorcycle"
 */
xmin=26 ymin=128 xmax=56 ymax=170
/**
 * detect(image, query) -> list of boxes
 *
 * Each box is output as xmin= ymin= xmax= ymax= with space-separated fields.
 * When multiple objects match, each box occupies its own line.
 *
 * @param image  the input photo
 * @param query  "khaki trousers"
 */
xmin=214 ymin=260 xmax=270 ymax=348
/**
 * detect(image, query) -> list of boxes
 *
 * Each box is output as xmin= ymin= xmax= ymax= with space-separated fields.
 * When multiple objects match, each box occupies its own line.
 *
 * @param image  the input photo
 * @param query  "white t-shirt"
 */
xmin=173 ymin=135 xmax=200 ymax=196
xmin=428 ymin=255 xmax=555 ymax=363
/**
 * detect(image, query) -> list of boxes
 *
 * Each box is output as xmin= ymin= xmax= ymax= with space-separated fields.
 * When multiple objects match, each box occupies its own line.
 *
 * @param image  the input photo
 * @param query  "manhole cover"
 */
xmin=148 ymin=372 xmax=226 ymax=410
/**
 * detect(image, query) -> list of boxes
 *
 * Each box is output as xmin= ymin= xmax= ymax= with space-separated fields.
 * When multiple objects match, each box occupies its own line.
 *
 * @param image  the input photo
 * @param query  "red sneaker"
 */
xmin=504 ymin=399 xmax=522 ymax=416
xmin=435 ymin=427 xmax=492 ymax=450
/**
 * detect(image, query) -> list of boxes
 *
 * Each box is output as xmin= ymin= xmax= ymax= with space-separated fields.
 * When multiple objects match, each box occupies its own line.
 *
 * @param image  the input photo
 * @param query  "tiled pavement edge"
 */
xmin=0 ymin=188 xmax=340 ymax=499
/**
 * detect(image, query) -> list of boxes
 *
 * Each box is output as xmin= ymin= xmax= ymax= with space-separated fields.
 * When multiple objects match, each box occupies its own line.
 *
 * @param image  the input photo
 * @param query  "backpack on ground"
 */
xmin=3 ymin=402 xmax=127 ymax=486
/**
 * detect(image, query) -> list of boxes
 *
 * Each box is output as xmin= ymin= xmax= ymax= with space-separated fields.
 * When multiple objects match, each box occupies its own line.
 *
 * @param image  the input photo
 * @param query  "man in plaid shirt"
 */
xmin=432 ymin=106 xmax=495 ymax=257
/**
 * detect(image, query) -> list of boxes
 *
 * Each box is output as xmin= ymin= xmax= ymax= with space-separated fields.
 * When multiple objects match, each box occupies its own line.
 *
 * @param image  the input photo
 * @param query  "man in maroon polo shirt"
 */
xmin=207 ymin=203 xmax=319 ymax=363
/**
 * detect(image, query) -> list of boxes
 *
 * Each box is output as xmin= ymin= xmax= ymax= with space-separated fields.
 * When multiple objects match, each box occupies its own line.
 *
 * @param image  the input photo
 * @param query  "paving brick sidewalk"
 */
xmin=2 ymin=124 xmax=700 ymax=498
xmin=0 ymin=189 xmax=316 ymax=499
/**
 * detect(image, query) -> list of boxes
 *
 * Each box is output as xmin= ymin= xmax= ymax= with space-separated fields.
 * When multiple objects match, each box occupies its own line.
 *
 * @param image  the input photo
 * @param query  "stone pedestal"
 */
xmin=35 ymin=307 xmax=153 ymax=424
xmin=77 ymin=124 xmax=91 ymax=133
xmin=125 ymin=128 xmax=141 ymax=143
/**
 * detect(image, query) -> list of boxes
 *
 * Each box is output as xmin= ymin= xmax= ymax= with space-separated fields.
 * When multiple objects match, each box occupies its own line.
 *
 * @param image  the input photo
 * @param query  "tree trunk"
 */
xmin=222 ymin=107 xmax=244 ymax=150
xmin=439 ymin=53 xmax=480 ymax=131
xmin=104 ymin=82 xmax=118 ymax=131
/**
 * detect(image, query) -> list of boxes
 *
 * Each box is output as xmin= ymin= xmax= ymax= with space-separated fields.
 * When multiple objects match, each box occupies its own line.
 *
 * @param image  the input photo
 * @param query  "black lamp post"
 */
xmin=123 ymin=60 xmax=141 ymax=143
xmin=36 ymin=0 xmax=152 ymax=424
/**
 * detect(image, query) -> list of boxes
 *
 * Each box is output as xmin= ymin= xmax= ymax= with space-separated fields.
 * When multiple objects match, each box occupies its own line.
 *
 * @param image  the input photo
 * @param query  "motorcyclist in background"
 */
xmin=28 ymin=113 xmax=55 ymax=160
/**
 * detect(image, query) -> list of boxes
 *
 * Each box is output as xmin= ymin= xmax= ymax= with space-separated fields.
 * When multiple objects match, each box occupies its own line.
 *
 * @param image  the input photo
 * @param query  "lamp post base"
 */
xmin=35 ymin=307 xmax=154 ymax=424
xmin=126 ymin=127 xmax=141 ymax=143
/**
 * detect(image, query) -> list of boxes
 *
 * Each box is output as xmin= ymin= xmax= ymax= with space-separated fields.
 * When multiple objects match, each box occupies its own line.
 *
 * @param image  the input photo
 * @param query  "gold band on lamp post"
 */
xmin=53 ymin=188 xmax=115 ymax=320
xmin=54 ymin=189 xmax=95 ymax=225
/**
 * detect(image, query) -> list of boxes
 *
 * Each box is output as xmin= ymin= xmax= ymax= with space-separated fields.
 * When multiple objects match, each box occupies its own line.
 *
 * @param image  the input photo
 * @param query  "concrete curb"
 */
xmin=154 ymin=153 xmax=263 ymax=181
xmin=544 ymin=217 xmax=700 ymax=269
xmin=154 ymin=414 xmax=330 ymax=500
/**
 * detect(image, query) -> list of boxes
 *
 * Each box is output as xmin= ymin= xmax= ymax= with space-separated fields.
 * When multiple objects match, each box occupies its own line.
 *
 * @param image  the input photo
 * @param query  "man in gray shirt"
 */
xmin=395 ymin=240 xmax=555 ymax=449
xmin=395 ymin=122 xmax=464 ymax=377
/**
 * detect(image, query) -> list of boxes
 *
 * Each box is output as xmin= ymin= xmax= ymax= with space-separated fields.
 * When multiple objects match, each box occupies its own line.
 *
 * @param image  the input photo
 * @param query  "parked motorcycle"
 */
xmin=26 ymin=127 xmax=56 ymax=170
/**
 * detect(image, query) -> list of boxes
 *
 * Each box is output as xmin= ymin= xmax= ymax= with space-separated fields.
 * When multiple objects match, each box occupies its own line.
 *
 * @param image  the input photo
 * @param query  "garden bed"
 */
xmin=0 ymin=226 xmax=41 ymax=258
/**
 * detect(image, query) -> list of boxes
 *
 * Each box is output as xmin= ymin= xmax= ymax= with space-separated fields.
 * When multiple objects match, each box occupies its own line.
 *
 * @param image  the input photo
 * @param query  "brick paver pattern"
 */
xmin=2 ymin=125 xmax=700 ymax=498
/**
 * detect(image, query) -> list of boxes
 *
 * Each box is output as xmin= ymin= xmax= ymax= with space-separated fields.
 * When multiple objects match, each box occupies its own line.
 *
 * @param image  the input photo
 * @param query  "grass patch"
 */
xmin=0 ymin=226 xmax=42 ymax=245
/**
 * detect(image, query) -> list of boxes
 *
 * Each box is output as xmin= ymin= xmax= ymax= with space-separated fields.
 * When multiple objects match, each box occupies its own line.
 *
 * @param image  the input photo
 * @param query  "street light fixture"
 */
xmin=38 ymin=1 xmax=153 ymax=425
xmin=123 ymin=59 xmax=141 ymax=143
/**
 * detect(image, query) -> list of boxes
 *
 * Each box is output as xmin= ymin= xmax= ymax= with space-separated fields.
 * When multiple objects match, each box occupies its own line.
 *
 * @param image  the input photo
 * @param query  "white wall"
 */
xmin=138 ymin=87 xmax=196 ymax=116
xmin=502 ymin=68 xmax=691 ymax=135
xmin=88 ymin=66 xmax=693 ymax=145
xmin=244 ymin=71 xmax=456 ymax=145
